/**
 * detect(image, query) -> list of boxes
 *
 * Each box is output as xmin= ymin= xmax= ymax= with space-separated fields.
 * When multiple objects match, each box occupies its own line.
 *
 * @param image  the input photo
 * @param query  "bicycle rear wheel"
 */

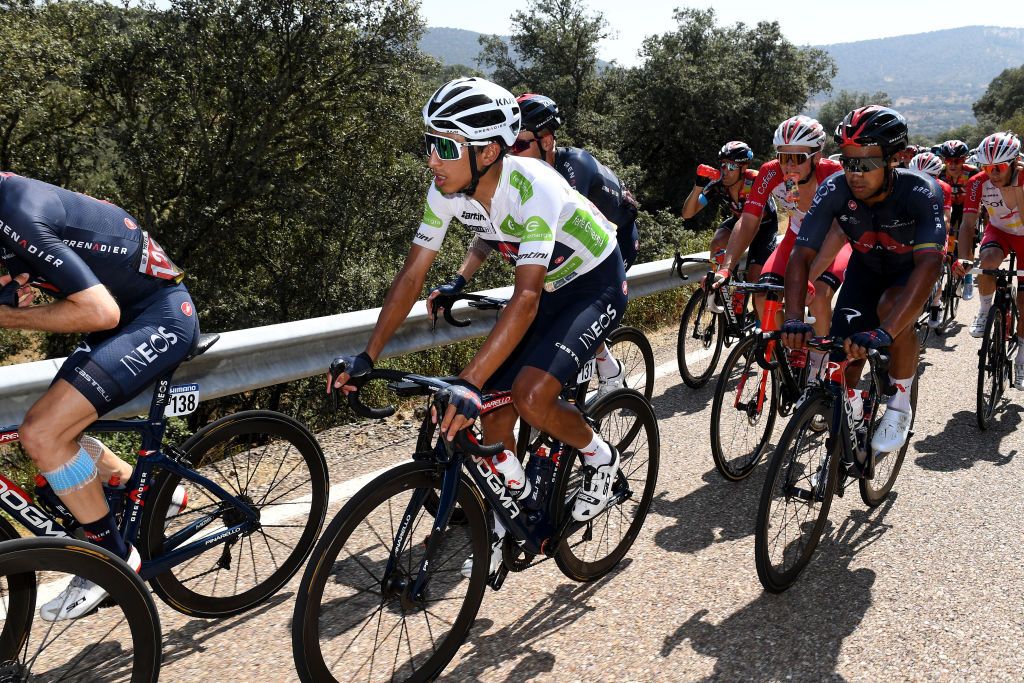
xmin=710 ymin=333 xmax=779 ymax=481
xmin=141 ymin=409 xmax=329 ymax=617
xmin=677 ymin=289 xmax=725 ymax=388
xmin=292 ymin=461 xmax=489 ymax=683
xmin=754 ymin=391 xmax=838 ymax=593
xmin=860 ymin=363 xmax=920 ymax=507
xmin=0 ymin=537 xmax=161 ymax=682
xmin=554 ymin=390 xmax=660 ymax=582
xmin=605 ymin=326 xmax=656 ymax=401
xmin=976 ymin=307 xmax=1005 ymax=430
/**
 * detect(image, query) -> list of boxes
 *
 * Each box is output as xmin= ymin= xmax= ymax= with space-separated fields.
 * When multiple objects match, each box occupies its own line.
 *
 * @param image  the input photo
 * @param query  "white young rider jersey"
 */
xmin=414 ymin=156 xmax=618 ymax=291
xmin=963 ymin=170 xmax=1024 ymax=235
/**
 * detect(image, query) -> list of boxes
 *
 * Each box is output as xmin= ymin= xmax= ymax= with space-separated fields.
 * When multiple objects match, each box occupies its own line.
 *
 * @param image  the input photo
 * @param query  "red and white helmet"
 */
xmin=976 ymin=131 xmax=1021 ymax=165
xmin=908 ymin=152 xmax=944 ymax=177
xmin=773 ymin=115 xmax=826 ymax=150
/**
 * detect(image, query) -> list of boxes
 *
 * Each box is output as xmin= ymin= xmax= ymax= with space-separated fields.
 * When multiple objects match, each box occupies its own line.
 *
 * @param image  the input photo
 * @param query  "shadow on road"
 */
xmin=655 ymin=380 xmax=718 ymax=419
xmin=914 ymin=405 xmax=1020 ymax=472
xmin=442 ymin=559 xmax=633 ymax=682
xmin=650 ymin=468 xmax=764 ymax=554
xmin=660 ymin=497 xmax=897 ymax=681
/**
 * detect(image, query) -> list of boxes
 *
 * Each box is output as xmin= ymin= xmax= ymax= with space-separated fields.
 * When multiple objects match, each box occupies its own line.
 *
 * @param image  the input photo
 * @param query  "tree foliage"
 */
xmin=973 ymin=64 xmax=1024 ymax=127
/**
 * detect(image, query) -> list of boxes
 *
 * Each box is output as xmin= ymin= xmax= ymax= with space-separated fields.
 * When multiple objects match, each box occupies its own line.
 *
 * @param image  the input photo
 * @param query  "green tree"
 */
xmin=973 ymin=64 xmax=1024 ymax=127
xmin=477 ymin=0 xmax=609 ymax=142
xmin=612 ymin=9 xmax=834 ymax=213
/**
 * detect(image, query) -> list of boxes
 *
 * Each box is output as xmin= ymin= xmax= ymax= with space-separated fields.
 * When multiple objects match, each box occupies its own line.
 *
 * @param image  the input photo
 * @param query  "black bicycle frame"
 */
xmin=0 ymin=368 xmax=261 ymax=581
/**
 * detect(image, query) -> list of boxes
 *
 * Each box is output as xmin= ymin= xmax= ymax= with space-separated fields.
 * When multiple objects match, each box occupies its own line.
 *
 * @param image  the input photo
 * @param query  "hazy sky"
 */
xmin=419 ymin=0 xmax=1024 ymax=66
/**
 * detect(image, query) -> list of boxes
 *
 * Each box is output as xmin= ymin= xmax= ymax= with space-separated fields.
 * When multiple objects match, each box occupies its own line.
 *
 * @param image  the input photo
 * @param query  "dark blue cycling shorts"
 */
xmin=54 ymin=284 xmax=200 ymax=415
xmin=485 ymin=251 xmax=628 ymax=392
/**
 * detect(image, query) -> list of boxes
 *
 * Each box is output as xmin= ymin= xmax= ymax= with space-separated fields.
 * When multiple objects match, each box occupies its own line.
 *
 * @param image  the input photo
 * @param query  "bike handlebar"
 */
xmin=327 ymin=359 xmax=503 ymax=458
xmin=430 ymin=292 xmax=509 ymax=329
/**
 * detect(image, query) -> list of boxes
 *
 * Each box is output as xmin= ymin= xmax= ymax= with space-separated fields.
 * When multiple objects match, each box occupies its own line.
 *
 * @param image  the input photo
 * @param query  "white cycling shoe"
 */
xmin=870 ymin=407 xmax=912 ymax=454
xmin=969 ymin=313 xmax=987 ymax=338
xmin=460 ymin=534 xmax=503 ymax=579
xmin=594 ymin=358 xmax=626 ymax=401
xmin=40 ymin=545 xmax=142 ymax=622
xmin=572 ymin=447 xmax=620 ymax=522
xmin=705 ymin=293 xmax=725 ymax=314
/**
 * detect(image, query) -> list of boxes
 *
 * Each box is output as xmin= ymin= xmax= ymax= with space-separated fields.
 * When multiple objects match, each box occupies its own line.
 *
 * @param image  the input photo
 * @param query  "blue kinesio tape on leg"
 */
xmin=42 ymin=447 xmax=98 ymax=494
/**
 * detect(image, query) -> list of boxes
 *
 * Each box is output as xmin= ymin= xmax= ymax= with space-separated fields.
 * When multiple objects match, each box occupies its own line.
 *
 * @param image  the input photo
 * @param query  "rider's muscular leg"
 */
xmin=479 ymin=404 xmax=519 ymax=456
xmin=977 ymin=247 xmax=1004 ymax=298
xmin=809 ymin=282 xmax=835 ymax=337
xmin=512 ymin=367 xmax=593 ymax=450
xmin=19 ymin=380 xmax=109 ymax=525
xmin=878 ymin=287 xmax=917 ymax=379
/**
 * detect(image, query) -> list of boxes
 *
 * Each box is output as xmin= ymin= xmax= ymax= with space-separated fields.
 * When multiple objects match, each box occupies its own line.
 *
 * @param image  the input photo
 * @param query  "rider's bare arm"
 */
xmin=721 ymin=211 xmax=761 ymax=273
xmin=681 ymin=185 xmax=707 ymax=220
xmin=0 ymin=283 xmax=119 ymax=333
xmin=808 ymin=222 xmax=846 ymax=281
xmin=363 ymin=245 xmax=438 ymax=361
xmin=459 ymin=263 xmax=545 ymax=388
xmin=957 ymin=211 xmax=979 ymax=262
xmin=784 ymin=246 xmax=815 ymax=322
xmin=458 ymin=237 xmax=493 ymax=280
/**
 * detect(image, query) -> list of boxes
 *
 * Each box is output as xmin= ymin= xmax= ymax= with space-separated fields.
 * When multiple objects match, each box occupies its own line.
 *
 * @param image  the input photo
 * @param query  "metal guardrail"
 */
xmin=0 ymin=252 xmax=713 ymax=425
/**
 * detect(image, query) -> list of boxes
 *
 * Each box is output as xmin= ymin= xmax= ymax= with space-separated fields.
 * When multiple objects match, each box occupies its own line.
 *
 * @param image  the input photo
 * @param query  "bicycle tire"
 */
xmin=553 ymin=389 xmax=660 ymax=582
xmin=292 ymin=461 xmax=489 ymax=683
xmin=754 ymin=390 xmax=838 ymax=593
xmin=976 ymin=307 xmax=1005 ymax=430
xmin=0 ymin=517 xmax=33 ymax=662
xmin=605 ymin=325 xmax=656 ymax=402
xmin=677 ymin=289 xmax=725 ymax=389
xmin=0 ymin=537 xmax=161 ymax=682
xmin=710 ymin=333 xmax=779 ymax=481
xmin=859 ymin=362 xmax=921 ymax=507
xmin=141 ymin=409 xmax=328 ymax=618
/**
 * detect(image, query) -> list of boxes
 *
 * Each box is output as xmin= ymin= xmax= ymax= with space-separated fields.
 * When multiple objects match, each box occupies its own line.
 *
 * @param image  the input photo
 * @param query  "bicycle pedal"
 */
xmin=488 ymin=565 xmax=509 ymax=591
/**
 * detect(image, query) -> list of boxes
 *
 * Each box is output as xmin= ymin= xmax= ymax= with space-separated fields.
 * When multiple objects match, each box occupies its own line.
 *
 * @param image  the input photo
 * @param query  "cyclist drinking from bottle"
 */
xmin=328 ymin=78 xmax=627 ymax=576
xmin=0 ymin=172 xmax=197 ymax=619
xmin=782 ymin=105 xmax=945 ymax=453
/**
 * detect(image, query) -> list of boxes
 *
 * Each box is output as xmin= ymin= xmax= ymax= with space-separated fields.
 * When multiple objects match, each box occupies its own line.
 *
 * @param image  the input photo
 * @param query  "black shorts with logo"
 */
xmin=485 ymin=251 xmax=628 ymax=392
xmin=829 ymin=257 xmax=912 ymax=342
xmin=55 ymin=284 xmax=200 ymax=415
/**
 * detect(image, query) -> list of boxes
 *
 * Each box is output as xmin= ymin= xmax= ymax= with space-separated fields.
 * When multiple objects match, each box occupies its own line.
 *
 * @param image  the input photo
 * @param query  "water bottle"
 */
xmin=523 ymin=446 xmax=556 ymax=512
xmin=784 ymin=174 xmax=800 ymax=203
xmin=789 ymin=348 xmax=807 ymax=369
xmin=103 ymin=474 xmax=127 ymax=522
xmin=696 ymin=164 xmax=722 ymax=181
xmin=963 ymin=273 xmax=974 ymax=300
xmin=490 ymin=450 xmax=531 ymax=500
xmin=731 ymin=291 xmax=745 ymax=316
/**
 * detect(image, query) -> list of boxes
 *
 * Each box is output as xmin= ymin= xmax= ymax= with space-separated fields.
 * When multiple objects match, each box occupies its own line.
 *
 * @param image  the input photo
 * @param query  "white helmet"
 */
xmin=773 ymin=115 xmax=826 ymax=150
xmin=423 ymin=77 xmax=520 ymax=147
xmin=908 ymin=152 xmax=944 ymax=177
xmin=976 ymin=131 xmax=1021 ymax=165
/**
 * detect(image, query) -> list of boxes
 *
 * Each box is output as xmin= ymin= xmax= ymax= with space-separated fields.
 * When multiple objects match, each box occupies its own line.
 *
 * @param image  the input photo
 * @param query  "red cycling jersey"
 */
xmin=936 ymin=178 xmax=953 ymax=210
xmin=939 ymin=164 xmax=979 ymax=206
xmin=742 ymin=158 xmax=843 ymax=235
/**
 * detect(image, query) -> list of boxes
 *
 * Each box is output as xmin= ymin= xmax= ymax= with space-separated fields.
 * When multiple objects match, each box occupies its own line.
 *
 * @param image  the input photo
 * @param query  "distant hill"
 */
xmin=421 ymin=25 xmax=1024 ymax=137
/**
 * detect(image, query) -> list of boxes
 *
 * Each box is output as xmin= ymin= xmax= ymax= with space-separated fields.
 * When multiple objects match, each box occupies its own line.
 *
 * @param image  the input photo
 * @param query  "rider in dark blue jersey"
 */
xmin=0 ymin=172 xmax=198 ymax=619
xmin=782 ymin=107 xmax=944 ymax=455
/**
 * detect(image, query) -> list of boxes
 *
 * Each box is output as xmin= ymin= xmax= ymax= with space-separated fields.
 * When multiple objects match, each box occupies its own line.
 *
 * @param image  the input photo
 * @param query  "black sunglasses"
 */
xmin=839 ymin=155 xmax=888 ymax=173
xmin=776 ymin=152 xmax=813 ymax=165
xmin=510 ymin=137 xmax=540 ymax=154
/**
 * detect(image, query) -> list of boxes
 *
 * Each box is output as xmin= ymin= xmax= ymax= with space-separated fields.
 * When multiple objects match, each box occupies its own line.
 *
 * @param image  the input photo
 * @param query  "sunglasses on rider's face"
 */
xmin=719 ymin=161 xmax=741 ymax=171
xmin=424 ymin=133 xmax=491 ymax=161
xmin=982 ymin=162 xmax=1010 ymax=175
xmin=839 ymin=155 xmax=888 ymax=173
xmin=777 ymin=152 xmax=812 ymax=165
xmin=510 ymin=136 xmax=539 ymax=155
xmin=946 ymin=158 xmax=965 ymax=164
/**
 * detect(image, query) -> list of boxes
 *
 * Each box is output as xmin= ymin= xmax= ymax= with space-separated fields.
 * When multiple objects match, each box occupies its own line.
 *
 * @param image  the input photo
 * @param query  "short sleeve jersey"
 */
xmin=939 ymin=163 xmax=979 ymax=206
xmin=414 ymin=156 xmax=618 ymax=291
xmin=553 ymin=147 xmax=637 ymax=232
xmin=936 ymin=178 xmax=953 ymax=210
xmin=0 ymin=173 xmax=183 ymax=305
xmin=700 ymin=169 xmax=779 ymax=224
xmin=742 ymin=158 xmax=843 ymax=235
xmin=962 ymin=170 xmax=1024 ymax=236
xmin=795 ymin=168 xmax=947 ymax=273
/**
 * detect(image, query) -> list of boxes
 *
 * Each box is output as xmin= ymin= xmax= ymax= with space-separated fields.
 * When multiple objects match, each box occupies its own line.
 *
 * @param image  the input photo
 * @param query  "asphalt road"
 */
xmin=43 ymin=292 xmax=1023 ymax=682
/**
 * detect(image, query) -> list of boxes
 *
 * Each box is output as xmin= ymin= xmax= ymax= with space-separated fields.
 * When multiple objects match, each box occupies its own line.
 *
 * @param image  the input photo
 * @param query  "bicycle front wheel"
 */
xmin=554 ymin=389 xmax=660 ymax=582
xmin=754 ymin=391 xmax=838 ymax=593
xmin=976 ymin=307 xmax=1005 ymax=430
xmin=710 ymin=333 xmax=779 ymax=481
xmin=0 ymin=537 xmax=161 ymax=682
xmin=677 ymin=289 xmax=725 ymax=388
xmin=860 ymin=363 xmax=921 ymax=507
xmin=606 ymin=325 xmax=656 ymax=401
xmin=141 ymin=409 xmax=329 ymax=617
xmin=292 ymin=461 xmax=489 ymax=683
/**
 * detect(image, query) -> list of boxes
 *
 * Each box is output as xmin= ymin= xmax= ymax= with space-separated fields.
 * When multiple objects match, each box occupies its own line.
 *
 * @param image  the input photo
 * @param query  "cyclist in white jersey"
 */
xmin=328 ymin=78 xmax=628 ymax=576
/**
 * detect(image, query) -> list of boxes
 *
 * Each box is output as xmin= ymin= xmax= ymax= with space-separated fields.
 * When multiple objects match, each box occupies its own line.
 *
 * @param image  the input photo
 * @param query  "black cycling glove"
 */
xmin=0 ymin=280 xmax=20 ymax=307
xmin=438 ymin=380 xmax=483 ymax=424
xmin=781 ymin=318 xmax=813 ymax=337
xmin=848 ymin=327 xmax=893 ymax=350
xmin=431 ymin=274 xmax=467 ymax=298
xmin=329 ymin=352 xmax=374 ymax=384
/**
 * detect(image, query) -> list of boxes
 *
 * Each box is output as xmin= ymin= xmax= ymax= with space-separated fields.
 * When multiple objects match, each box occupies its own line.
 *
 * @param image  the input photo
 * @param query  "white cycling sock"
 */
xmin=580 ymin=430 xmax=612 ymax=467
xmin=809 ymin=349 xmax=827 ymax=378
xmin=978 ymin=293 xmax=994 ymax=317
xmin=596 ymin=347 xmax=618 ymax=379
xmin=492 ymin=512 xmax=507 ymax=540
xmin=888 ymin=375 xmax=915 ymax=413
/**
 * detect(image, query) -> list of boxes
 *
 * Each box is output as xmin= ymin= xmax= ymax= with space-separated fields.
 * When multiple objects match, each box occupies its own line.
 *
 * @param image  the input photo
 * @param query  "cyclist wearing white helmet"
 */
xmin=329 ymin=77 xmax=628 ymax=577
xmin=715 ymin=115 xmax=850 ymax=368
xmin=957 ymin=131 xmax=1024 ymax=386
xmin=909 ymin=151 xmax=955 ymax=328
